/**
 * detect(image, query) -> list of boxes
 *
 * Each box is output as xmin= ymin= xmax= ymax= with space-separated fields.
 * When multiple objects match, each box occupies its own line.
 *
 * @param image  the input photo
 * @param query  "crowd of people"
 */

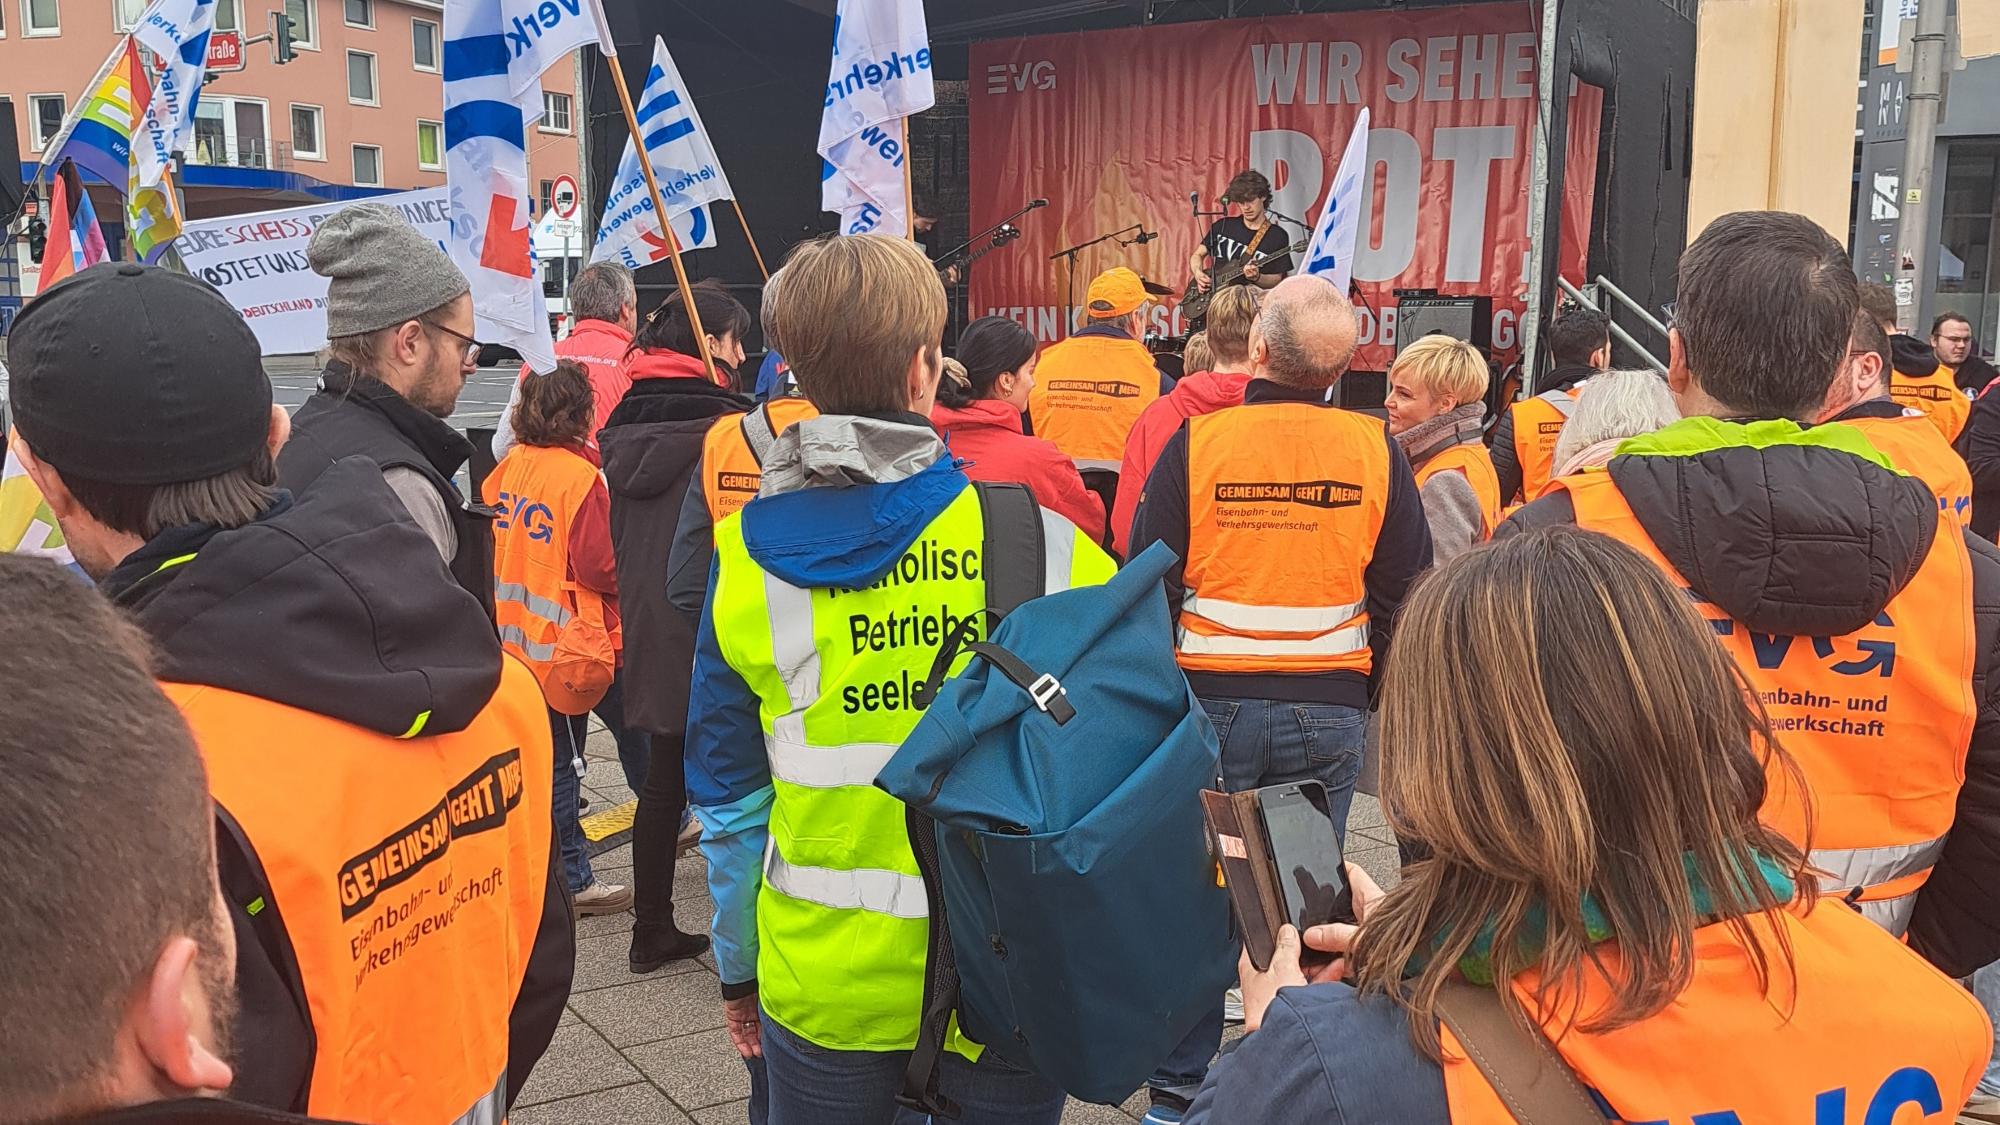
xmin=7 ymin=198 xmax=2000 ymax=1125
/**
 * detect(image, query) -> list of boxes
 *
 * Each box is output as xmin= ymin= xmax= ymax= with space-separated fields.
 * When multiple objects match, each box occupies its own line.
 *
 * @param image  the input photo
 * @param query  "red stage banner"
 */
xmin=967 ymin=4 xmax=1602 ymax=370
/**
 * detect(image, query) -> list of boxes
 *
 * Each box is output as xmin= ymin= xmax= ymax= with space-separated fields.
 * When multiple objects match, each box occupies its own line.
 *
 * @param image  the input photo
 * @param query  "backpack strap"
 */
xmin=741 ymin=403 xmax=782 ymax=468
xmin=898 ymin=481 xmax=1050 ymax=1117
xmin=1434 ymin=978 xmax=1603 ymax=1124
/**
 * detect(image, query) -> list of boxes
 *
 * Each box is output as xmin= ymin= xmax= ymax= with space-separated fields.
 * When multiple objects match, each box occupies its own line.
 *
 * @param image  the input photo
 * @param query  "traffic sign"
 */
xmin=207 ymin=30 xmax=246 ymax=72
xmin=551 ymin=174 xmax=580 ymax=220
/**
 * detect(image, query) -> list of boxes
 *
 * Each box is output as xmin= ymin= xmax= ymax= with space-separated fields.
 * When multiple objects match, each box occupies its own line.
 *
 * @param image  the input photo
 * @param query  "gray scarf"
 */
xmin=1392 ymin=402 xmax=1487 ymax=469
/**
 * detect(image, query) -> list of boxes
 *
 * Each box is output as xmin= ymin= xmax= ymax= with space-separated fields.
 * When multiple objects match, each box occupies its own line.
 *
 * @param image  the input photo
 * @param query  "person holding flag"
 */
xmin=818 ymin=0 xmax=934 ymax=237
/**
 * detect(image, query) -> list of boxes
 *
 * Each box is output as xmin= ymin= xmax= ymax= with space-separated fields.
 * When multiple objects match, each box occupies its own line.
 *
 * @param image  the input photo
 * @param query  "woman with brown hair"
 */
xmin=482 ymin=360 xmax=630 ymax=917
xmin=1185 ymin=527 xmax=1989 ymax=1123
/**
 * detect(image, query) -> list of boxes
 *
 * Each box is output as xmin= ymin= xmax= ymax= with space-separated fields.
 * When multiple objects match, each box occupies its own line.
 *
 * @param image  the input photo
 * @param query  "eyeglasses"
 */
xmin=425 ymin=320 xmax=484 ymax=364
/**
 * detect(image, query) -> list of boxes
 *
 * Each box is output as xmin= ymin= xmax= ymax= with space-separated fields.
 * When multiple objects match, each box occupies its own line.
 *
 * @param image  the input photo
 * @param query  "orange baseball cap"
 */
xmin=1086 ymin=267 xmax=1151 ymax=318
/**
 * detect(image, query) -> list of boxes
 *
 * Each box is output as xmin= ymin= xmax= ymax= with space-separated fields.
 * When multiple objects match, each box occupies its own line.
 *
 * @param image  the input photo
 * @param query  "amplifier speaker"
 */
xmin=1394 ymin=295 xmax=1493 ymax=357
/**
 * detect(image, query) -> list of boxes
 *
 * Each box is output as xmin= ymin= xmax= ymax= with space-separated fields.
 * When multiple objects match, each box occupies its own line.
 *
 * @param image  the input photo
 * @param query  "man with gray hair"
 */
xmin=491 ymin=260 xmax=640 ymax=457
xmin=1127 ymin=273 xmax=1431 ymax=1123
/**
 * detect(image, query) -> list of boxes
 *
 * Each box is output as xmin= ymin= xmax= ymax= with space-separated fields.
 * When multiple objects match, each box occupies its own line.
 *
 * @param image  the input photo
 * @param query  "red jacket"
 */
xmin=1112 ymin=369 xmax=1253 ymax=554
xmin=620 ymin=347 xmax=720 ymax=387
xmin=932 ymin=399 xmax=1107 ymax=539
xmin=515 ymin=318 xmax=636 ymax=446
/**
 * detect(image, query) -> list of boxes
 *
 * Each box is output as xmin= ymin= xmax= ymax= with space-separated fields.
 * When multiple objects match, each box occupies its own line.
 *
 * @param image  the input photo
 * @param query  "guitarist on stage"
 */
xmin=1189 ymin=170 xmax=1293 ymax=294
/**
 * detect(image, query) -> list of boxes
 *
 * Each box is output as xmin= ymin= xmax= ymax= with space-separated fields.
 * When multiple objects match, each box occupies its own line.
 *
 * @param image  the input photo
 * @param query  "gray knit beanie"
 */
xmin=308 ymin=202 xmax=471 ymax=338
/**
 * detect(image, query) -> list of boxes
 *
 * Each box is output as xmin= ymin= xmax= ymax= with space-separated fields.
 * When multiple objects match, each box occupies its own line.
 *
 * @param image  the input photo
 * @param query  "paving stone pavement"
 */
xmin=533 ymin=725 xmax=1400 ymax=1124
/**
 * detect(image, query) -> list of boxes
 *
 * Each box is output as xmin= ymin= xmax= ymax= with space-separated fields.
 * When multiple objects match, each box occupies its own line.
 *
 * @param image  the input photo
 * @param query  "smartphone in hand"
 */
xmin=1256 ymin=781 xmax=1354 ymax=950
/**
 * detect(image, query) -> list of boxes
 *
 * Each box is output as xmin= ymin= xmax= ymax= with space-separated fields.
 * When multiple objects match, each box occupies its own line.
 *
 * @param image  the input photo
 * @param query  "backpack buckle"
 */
xmin=1028 ymin=673 xmax=1065 ymax=711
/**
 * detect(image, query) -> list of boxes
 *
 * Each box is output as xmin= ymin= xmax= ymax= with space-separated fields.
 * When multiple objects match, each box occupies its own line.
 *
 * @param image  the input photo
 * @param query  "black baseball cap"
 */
xmin=8 ymin=263 xmax=271 ymax=486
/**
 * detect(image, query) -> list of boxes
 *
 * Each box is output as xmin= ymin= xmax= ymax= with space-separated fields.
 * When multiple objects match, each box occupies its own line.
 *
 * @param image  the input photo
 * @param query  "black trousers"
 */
xmin=631 ymin=731 xmax=690 ymax=938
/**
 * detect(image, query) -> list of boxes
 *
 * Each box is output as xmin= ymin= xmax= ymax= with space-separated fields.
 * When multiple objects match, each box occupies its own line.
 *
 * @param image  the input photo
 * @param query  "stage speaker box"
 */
xmin=0 ymin=100 xmax=24 ymax=227
xmin=1394 ymin=295 xmax=1493 ymax=357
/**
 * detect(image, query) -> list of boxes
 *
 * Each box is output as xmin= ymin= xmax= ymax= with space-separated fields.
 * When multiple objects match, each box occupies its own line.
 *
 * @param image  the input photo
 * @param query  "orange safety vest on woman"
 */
xmin=1558 ymin=471 xmax=1976 ymax=934
xmin=1027 ymin=334 xmax=1162 ymax=472
xmin=1415 ymin=442 xmax=1502 ymax=538
xmin=1507 ymin=386 xmax=1583 ymax=502
xmin=164 ymin=662 xmax=553 ymax=1125
xmin=1443 ymin=900 xmax=1989 ymax=1122
xmin=1178 ymin=403 xmax=1390 ymax=674
xmin=1841 ymin=412 xmax=1974 ymax=527
xmin=1891 ymin=363 xmax=1970 ymax=444
xmin=699 ymin=396 xmax=820 ymax=521
xmin=481 ymin=443 xmax=606 ymax=695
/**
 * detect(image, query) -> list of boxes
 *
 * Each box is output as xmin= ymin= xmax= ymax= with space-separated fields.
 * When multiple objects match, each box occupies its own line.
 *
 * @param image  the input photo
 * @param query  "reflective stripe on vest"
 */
xmin=1440 ymin=901 xmax=1991 ymax=1121
xmin=480 ymin=445 xmax=599 ymax=683
xmin=1026 ymin=335 xmax=1162 ymax=465
xmin=764 ymin=836 xmax=929 ymax=920
xmin=761 ymin=570 xmax=901 ymax=789
xmin=164 ymin=660 xmax=552 ymax=1124
xmin=700 ymin=398 xmax=820 ymax=522
xmin=1179 ymin=402 xmax=1390 ymax=674
xmin=1040 ymin=506 xmax=1077 ymax=592
xmin=1559 ymin=469 xmax=1976 ymax=937
xmin=1838 ymin=413 xmax=1974 ymax=528
xmin=1509 ymin=387 xmax=1581 ymax=502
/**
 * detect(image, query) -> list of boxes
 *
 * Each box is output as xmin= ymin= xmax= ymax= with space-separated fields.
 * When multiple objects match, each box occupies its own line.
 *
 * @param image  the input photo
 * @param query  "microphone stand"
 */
xmin=1050 ymin=223 xmax=1143 ymax=333
xmin=933 ymin=199 xmax=1045 ymax=271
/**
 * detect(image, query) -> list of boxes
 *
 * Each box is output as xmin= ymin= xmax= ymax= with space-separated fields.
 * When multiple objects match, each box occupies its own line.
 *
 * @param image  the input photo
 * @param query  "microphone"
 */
xmin=1189 ymin=190 xmax=1199 ymax=216
xmin=1029 ymin=198 xmax=1048 ymax=209
xmin=1134 ymin=230 xmax=1159 ymax=244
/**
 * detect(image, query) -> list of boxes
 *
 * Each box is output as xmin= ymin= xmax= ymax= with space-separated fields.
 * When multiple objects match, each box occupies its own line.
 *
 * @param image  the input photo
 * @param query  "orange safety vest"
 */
xmin=481 ymin=443 xmax=606 ymax=696
xmin=1507 ymin=387 xmax=1583 ymax=502
xmin=1890 ymin=363 xmax=1969 ymax=444
xmin=1443 ymin=901 xmax=1989 ymax=1122
xmin=699 ymin=397 xmax=820 ymax=522
xmin=1027 ymin=334 xmax=1162 ymax=471
xmin=1841 ymin=412 xmax=1974 ymax=528
xmin=1180 ymin=403 xmax=1391 ymax=674
xmin=1414 ymin=441 xmax=1502 ymax=538
xmin=1560 ymin=471 xmax=1976 ymax=934
xmin=164 ymin=660 xmax=553 ymax=1125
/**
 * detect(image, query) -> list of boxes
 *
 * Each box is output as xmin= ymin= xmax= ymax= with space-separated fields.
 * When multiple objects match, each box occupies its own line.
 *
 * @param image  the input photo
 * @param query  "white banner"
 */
xmin=591 ymin=35 xmax=729 ymax=270
xmin=174 ymin=189 xmax=452 ymax=356
xmin=818 ymin=0 xmax=934 ymax=237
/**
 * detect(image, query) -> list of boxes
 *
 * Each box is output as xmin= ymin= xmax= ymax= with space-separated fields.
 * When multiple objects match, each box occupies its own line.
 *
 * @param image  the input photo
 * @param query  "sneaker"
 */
xmin=1222 ymin=986 xmax=1245 ymax=1024
xmin=1142 ymin=1091 xmax=1190 ymax=1125
xmin=1961 ymin=1094 xmax=2000 ymax=1124
xmin=629 ymin=927 xmax=712 ymax=974
xmin=677 ymin=815 xmax=703 ymax=856
xmin=572 ymin=880 xmax=632 ymax=917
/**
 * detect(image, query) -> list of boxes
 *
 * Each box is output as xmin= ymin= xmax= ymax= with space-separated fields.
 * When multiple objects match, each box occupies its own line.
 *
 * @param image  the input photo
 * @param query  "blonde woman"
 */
xmin=1382 ymin=335 xmax=1499 ymax=561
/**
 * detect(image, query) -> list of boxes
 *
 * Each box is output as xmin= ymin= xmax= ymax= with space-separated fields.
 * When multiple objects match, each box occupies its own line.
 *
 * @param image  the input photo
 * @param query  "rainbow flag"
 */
xmin=47 ymin=39 xmax=149 ymax=188
xmin=42 ymin=159 xmax=109 ymax=288
xmin=128 ymin=160 xmax=183 ymax=265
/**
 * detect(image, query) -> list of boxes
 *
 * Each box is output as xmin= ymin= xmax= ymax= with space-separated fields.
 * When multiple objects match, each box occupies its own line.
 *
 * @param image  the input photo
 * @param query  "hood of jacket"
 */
xmin=107 ymin=456 xmax=502 ymax=738
xmin=1605 ymin=417 xmax=1936 ymax=637
xmin=1164 ymin=369 xmax=1253 ymax=416
xmin=599 ymin=367 xmax=750 ymax=501
xmin=1892 ymin=333 xmax=1943 ymax=377
xmin=740 ymin=414 xmax=968 ymax=590
xmin=931 ymin=398 xmax=1026 ymax=436
xmin=623 ymin=347 xmax=724 ymax=386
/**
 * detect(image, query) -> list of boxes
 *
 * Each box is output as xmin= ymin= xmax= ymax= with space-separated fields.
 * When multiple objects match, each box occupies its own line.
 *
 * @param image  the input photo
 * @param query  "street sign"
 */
xmin=207 ymin=30 xmax=246 ymax=72
xmin=551 ymin=174 xmax=580 ymax=220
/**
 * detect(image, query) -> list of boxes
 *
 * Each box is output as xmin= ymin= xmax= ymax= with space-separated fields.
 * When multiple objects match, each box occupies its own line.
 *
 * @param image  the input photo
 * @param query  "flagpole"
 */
xmin=607 ymin=62 xmax=716 ymax=382
xmin=901 ymin=118 xmax=914 ymax=238
xmin=730 ymin=199 xmax=769 ymax=281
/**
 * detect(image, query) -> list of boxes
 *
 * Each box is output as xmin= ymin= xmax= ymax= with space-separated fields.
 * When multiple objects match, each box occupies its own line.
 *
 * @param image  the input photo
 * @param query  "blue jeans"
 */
xmin=548 ymin=708 xmax=593 ymax=895
xmin=757 ymin=1010 xmax=1064 ymax=1125
xmin=1149 ymin=696 xmax=1368 ymax=1102
xmin=594 ymin=672 xmax=653 ymax=794
xmin=1973 ymin=961 xmax=2000 ymax=1097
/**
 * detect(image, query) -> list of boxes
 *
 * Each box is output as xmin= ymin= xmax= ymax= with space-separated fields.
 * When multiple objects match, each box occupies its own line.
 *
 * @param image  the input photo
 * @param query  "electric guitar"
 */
xmin=937 ymin=224 xmax=1021 ymax=281
xmin=1180 ymin=238 xmax=1308 ymax=325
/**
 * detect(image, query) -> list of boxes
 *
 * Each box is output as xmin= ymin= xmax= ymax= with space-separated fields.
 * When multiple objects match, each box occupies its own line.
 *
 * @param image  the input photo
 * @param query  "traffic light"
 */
xmin=274 ymin=11 xmax=296 ymax=63
xmin=25 ymin=217 xmax=47 ymax=264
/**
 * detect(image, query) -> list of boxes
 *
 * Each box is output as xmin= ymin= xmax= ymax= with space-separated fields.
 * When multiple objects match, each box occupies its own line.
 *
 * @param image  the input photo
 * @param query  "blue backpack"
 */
xmin=877 ymin=485 xmax=1234 ymax=1110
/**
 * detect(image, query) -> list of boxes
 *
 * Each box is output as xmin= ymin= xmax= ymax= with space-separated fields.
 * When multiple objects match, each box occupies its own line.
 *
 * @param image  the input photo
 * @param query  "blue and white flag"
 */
xmin=443 ymin=0 xmax=613 ymax=374
xmin=1302 ymin=107 xmax=1371 ymax=295
xmin=817 ymin=0 xmax=934 ymax=237
xmin=131 ymin=0 xmax=214 ymax=187
xmin=590 ymin=36 xmax=728 ymax=270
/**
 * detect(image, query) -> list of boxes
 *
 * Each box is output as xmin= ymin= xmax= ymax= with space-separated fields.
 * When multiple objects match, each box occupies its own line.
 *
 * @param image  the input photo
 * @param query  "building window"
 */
xmin=192 ymin=96 xmax=270 ymax=168
xmin=112 ymin=0 xmax=144 ymax=30
xmin=347 ymin=50 xmax=377 ymax=105
xmin=212 ymin=0 xmax=238 ymax=31
xmin=411 ymin=18 xmax=438 ymax=71
xmin=342 ymin=0 xmax=369 ymax=28
xmin=23 ymin=0 xmax=59 ymax=35
xmin=539 ymin=178 xmax=554 ymax=212
xmin=540 ymin=91 xmax=572 ymax=134
xmin=416 ymin=119 xmax=442 ymax=171
xmin=290 ymin=104 xmax=323 ymax=160
xmin=283 ymin=0 xmax=315 ymax=49
xmin=352 ymin=144 xmax=382 ymax=187
xmin=1939 ymin=142 xmax=2000 ymax=358
xmin=27 ymin=94 xmax=65 ymax=150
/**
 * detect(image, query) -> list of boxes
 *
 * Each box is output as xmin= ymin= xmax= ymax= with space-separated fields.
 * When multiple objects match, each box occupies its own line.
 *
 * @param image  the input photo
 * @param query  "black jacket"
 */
xmin=277 ymin=363 xmax=495 ymax=618
xmin=1489 ymin=362 xmax=1599 ymax=502
xmin=1967 ymin=382 xmax=2000 ymax=540
xmin=599 ymin=375 xmax=750 ymax=735
xmin=1128 ymin=379 xmax=1433 ymax=708
xmin=64 ymin=1099 xmax=358 ymax=1124
xmin=1892 ymin=333 xmax=1944 ymax=380
xmin=1499 ymin=438 xmax=2000 ymax=978
xmin=101 ymin=459 xmax=573 ymax=1114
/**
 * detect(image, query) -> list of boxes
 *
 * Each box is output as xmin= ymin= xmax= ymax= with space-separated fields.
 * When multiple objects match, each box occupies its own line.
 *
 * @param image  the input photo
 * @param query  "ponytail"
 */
xmin=940 ymin=316 xmax=1038 ymax=409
